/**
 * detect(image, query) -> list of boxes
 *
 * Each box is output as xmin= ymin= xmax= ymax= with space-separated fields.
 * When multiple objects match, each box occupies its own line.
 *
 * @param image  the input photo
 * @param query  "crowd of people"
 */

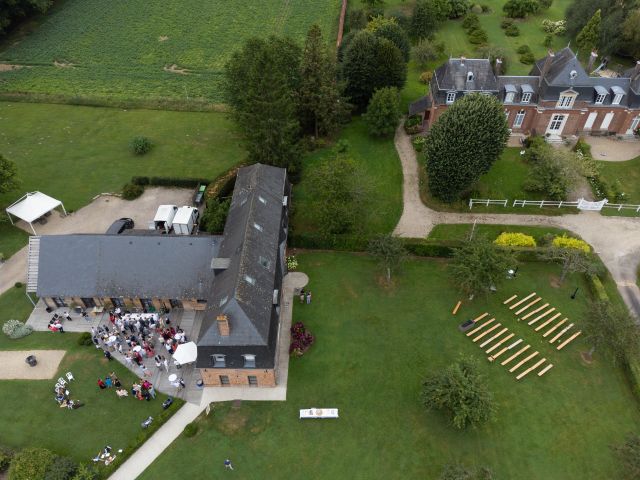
xmin=54 ymin=382 xmax=82 ymax=409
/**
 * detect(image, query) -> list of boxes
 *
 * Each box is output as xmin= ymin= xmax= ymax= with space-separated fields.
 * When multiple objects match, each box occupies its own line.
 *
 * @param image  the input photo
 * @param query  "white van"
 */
xmin=172 ymin=206 xmax=199 ymax=235
xmin=153 ymin=205 xmax=178 ymax=234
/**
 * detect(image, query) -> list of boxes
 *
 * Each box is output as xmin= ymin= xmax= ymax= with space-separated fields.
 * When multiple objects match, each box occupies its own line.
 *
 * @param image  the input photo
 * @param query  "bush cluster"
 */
xmin=541 ymin=19 xmax=566 ymax=34
xmin=121 ymin=183 xmax=144 ymax=200
xmin=404 ymin=115 xmax=423 ymax=134
xmin=419 ymin=71 xmax=433 ymax=85
xmin=286 ymin=255 xmax=298 ymax=271
xmin=130 ymin=136 xmax=152 ymax=155
xmin=503 ymin=0 xmax=540 ymax=18
xmin=199 ymin=197 xmax=230 ymax=234
xmin=461 ymin=13 xmax=488 ymax=44
xmin=289 ymin=322 xmax=315 ymax=357
xmin=504 ymin=24 xmax=520 ymax=36
xmin=552 ymin=234 xmax=591 ymax=253
xmin=516 ymin=45 xmax=535 ymax=64
xmin=412 ymin=136 xmax=427 ymax=152
xmin=494 ymin=232 xmax=537 ymax=247
xmin=183 ymin=422 xmax=199 ymax=438
xmin=2 ymin=320 xmax=33 ymax=339
xmin=77 ymin=332 xmax=93 ymax=346
xmin=587 ymin=273 xmax=609 ymax=302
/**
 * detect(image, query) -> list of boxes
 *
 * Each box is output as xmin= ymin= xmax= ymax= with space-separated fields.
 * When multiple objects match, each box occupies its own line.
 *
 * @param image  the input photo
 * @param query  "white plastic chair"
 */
xmin=57 ymin=377 xmax=67 ymax=386
xmin=65 ymin=372 xmax=74 ymax=382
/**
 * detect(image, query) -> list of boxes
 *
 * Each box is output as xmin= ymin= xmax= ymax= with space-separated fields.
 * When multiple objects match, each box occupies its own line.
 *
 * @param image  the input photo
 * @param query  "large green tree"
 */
xmin=449 ymin=236 xmax=516 ymax=297
xmin=410 ymin=0 xmax=441 ymax=40
xmin=0 ymin=0 xmax=51 ymax=35
xmin=422 ymin=355 xmax=496 ymax=429
xmin=341 ymin=30 xmax=407 ymax=110
xmin=0 ymin=154 xmax=20 ymax=194
xmin=613 ymin=433 xmax=640 ymax=480
xmin=364 ymin=87 xmax=400 ymax=137
xmin=367 ymin=233 xmax=407 ymax=282
xmin=538 ymin=247 xmax=599 ymax=283
xmin=298 ymin=24 xmax=348 ymax=138
xmin=583 ymin=301 xmax=640 ymax=363
xmin=368 ymin=17 xmax=411 ymax=62
xmin=576 ymin=9 xmax=601 ymax=57
xmin=424 ymin=93 xmax=509 ymax=202
xmin=565 ymin=0 xmax=629 ymax=57
xmin=621 ymin=10 xmax=640 ymax=59
xmin=224 ymin=36 xmax=301 ymax=170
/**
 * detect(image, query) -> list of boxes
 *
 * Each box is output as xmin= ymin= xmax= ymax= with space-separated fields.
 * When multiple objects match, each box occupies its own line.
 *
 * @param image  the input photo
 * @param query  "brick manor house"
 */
xmin=409 ymin=47 xmax=640 ymax=140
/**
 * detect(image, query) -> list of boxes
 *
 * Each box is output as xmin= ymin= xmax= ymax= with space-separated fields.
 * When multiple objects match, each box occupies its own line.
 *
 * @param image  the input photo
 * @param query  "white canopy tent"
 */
xmin=5 ymin=191 xmax=67 ymax=234
xmin=172 ymin=342 xmax=198 ymax=366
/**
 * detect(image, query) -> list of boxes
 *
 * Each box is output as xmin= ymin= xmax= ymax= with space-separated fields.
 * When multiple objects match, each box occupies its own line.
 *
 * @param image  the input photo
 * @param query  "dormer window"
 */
xmin=244 ymin=275 xmax=256 ymax=285
xmin=253 ymin=223 xmax=263 ymax=232
xmin=521 ymin=92 xmax=532 ymax=104
xmin=467 ymin=71 xmax=474 ymax=82
xmin=557 ymin=93 xmax=576 ymax=108
xmin=611 ymin=86 xmax=625 ymax=105
xmin=446 ymin=92 xmax=456 ymax=104
xmin=258 ymin=195 xmax=266 ymax=204
xmin=505 ymin=92 xmax=515 ymax=103
xmin=243 ymin=354 xmax=256 ymax=368
xmin=212 ymin=354 xmax=226 ymax=368
xmin=595 ymin=93 xmax=606 ymax=105
xmin=594 ymin=86 xmax=608 ymax=105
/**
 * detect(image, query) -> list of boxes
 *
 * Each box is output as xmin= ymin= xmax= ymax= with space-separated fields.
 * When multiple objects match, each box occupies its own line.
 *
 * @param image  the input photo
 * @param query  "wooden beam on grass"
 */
xmin=472 ymin=312 xmax=489 ymax=323
xmin=537 ymin=364 xmax=554 ymax=376
xmin=473 ymin=323 xmax=501 ymax=343
xmin=516 ymin=358 xmax=546 ymax=380
xmin=466 ymin=318 xmax=495 ymax=337
xmin=528 ymin=308 xmax=556 ymax=326
xmin=532 ymin=311 xmax=560 ymax=328
xmin=509 ymin=292 xmax=536 ymax=310
xmin=509 ymin=351 xmax=539 ymax=373
xmin=452 ymin=301 xmax=462 ymax=315
xmin=501 ymin=344 xmax=530 ymax=366
xmin=486 ymin=333 xmax=514 ymax=354
xmin=557 ymin=331 xmax=581 ymax=350
xmin=520 ymin=303 xmax=549 ymax=321
xmin=515 ymin=297 xmax=542 ymax=316
xmin=542 ymin=318 xmax=567 ymax=338
xmin=480 ymin=327 xmax=508 ymax=348
xmin=503 ymin=295 xmax=517 ymax=305
xmin=549 ymin=323 xmax=574 ymax=344
xmin=489 ymin=338 xmax=522 ymax=362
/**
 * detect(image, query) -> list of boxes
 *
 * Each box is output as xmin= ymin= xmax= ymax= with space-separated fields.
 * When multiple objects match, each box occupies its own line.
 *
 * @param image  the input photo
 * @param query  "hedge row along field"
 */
xmin=0 ymin=0 xmax=340 ymax=106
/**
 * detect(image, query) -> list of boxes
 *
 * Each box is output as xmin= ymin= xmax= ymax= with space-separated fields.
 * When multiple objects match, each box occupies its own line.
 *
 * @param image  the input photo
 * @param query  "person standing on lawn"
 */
xmin=224 ymin=459 xmax=234 ymax=470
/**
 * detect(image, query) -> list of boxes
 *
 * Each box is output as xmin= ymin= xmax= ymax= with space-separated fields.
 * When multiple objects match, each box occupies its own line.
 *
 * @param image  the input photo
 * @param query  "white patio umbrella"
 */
xmin=172 ymin=342 xmax=198 ymax=365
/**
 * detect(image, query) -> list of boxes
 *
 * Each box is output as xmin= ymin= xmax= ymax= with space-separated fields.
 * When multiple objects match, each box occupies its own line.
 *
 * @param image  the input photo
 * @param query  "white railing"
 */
xmin=512 ymin=199 xmax=579 ymax=208
xmin=468 ymin=199 xmax=508 ymax=209
xmin=601 ymin=203 xmax=640 ymax=212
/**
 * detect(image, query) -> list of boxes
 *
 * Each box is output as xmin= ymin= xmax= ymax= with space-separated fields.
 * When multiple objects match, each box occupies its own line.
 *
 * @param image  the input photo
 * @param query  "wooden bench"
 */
xmin=486 ymin=333 xmax=514 ymax=354
xmin=509 ymin=351 xmax=539 ymax=373
xmin=503 ymin=295 xmax=517 ymax=305
xmin=528 ymin=308 xmax=556 ymax=326
xmin=532 ymin=312 xmax=561 ymax=329
xmin=466 ymin=318 xmax=495 ymax=337
xmin=473 ymin=323 xmax=501 ymax=343
xmin=537 ymin=364 xmax=554 ymax=376
xmin=557 ymin=331 xmax=581 ymax=350
xmin=549 ymin=323 xmax=574 ymax=344
xmin=509 ymin=292 xmax=536 ymax=310
xmin=480 ymin=327 xmax=508 ymax=348
xmin=542 ymin=318 xmax=567 ymax=338
xmin=501 ymin=344 xmax=530 ymax=366
xmin=520 ymin=303 xmax=549 ymax=321
xmin=516 ymin=358 xmax=546 ymax=380
xmin=515 ymin=297 xmax=541 ymax=316
xmin=489 ymin=339 xmax=522 ymax=361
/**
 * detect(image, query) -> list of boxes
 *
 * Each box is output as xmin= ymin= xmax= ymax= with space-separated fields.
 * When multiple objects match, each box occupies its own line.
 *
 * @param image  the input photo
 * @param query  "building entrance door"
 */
xmin=546 ymin=114 xmax=567 ymax=135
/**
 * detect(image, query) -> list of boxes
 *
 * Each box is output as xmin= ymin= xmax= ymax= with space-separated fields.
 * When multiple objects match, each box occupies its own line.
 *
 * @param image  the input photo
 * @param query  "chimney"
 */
xmin=495 ymin=58 xmax=503 ymax=76
xmin=216 ymin=314 xmax=230 ymax=336
xmin=460 ymin=56 xmax=466 ymax=67
xmin=587 ymin=50 xmax=598 ymax=73
xmin=635 ymin=60 xmax=640 ymax=79
xmin=538 ymin=50 xmax=555 ymax=87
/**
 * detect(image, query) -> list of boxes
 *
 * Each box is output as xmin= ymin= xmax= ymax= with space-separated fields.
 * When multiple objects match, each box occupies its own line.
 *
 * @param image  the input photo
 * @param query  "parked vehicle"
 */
xmin=173 ymin=206 xmax=199 ymax=235
xmin=106 ymin=218 xmax=134 ymax=235
xmin=194 ymin=184 xmax=206 ymax=206
xmin=153 ymin=205 xmax=178 ymax=234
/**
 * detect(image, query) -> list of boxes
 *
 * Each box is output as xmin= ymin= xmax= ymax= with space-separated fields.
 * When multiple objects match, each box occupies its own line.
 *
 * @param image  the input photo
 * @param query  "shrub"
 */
xmin=481 ymin=4 xmax=491 ymax=12
xmin=541 ymin=19 xmax=565 ymax=34
xmin=519 ymin=51 xmax=536 ymax=64
xmin=147 ymin=177 xmax=210 ymax=188
xmin=500 ymin=18 xmax=514 ymax=29
xmin=471 ymin=4 xmax=483 ymax=14
xmin=183 ymin=422 xmax=199 ymax=438
xmin=131 ymin=176 xmax=150 ymax=186
xmin=77 ymin=332 xmax=93 ymax=346
xmin=494 ymin=232 xmax=536 ymax=247
xmin=462 ymin=13 xmax=480 ymax=31
xmin=14 ymin=282 xmax=22 ymax=288
xmin=538 ymin=0 xmax=552 ymax=8
xmin=419 ymin=71 xmax=433 ymax=84
xmin=412 ymin=136 xmax=427 ymax=152
xmin=468 ymin=28 xmax=488 ymax=44
xmin=364 ymin=86 xmax=401 ymax=137
xmin=404 ymin=114 xmax=423 ymax=134
xmin=2 ymin=319 xmax=33 ymax=339
xmin=130 ymin=136 xmax=152 ymax=155
xmin=516 ymin=44 xmax=531 ymax=54
xmin=0 ymin=446 xmax=14 ymax=472
xmin=573 ymin=138 xmax=592 ymax=157
xmin=587 ymin=274 xmax=609 ymax=302
xmin=412 ymin=40 xmax=444 ymax=68
xmin=448 ymin=0 xmax=472 ymax=18
xmin=200 ymin=197 xmax=230 ymax=234
xmin=121 ymin=183 xmax=144 ymax=200
xmin=286 ymin=255 xmax=298 ymax=271
xmin=504 ymin=24 xmax=520 ymax=36
xmin=503 ymin=0 xmax=539 ymax=18
xmin=8 ymin=447 xmax=55 ymax=480
xmin=552 ymin=234 xmax=591 ymax=253
xmin=44 ymin=456 xmax=78 ymax=480
xmin=289 ymin=321 xmax=315 ymax=357
xmin=543 ymin=33 xmax=553 ymax=47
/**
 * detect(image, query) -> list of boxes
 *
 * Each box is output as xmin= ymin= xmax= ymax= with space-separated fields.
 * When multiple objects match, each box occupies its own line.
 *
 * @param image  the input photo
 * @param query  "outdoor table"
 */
xmin=168 ymin=374 xmax=177 ymax=382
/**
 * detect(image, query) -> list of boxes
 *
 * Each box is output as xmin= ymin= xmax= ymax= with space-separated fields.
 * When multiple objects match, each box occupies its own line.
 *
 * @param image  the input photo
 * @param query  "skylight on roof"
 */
xmin=219 ymin=295 xmax=228 ymax=307
xmin=258 ymin=195 xmax=266 ymax=204
xmin=244 ymin=275 xmax=256 ymax=285
xmin=253 ymin=223 xmax=263 ymax=232
xmin=259 ymin=255 xmax=271 ymax=269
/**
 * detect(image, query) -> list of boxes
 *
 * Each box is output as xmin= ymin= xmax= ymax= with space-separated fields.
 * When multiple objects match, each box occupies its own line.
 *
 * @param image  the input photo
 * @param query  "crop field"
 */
xmin=0 ymin=0 xmax=340 ymax=105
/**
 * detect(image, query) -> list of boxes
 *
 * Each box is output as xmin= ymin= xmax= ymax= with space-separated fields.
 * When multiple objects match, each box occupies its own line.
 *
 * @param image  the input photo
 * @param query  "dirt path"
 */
xmin=393 ymin=125 xmax=640 ymax=316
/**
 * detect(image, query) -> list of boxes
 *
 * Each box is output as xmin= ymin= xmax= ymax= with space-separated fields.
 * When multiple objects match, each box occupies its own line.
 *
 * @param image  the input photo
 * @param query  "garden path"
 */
xmin=393 ymin=125 xmax=640 ymax=317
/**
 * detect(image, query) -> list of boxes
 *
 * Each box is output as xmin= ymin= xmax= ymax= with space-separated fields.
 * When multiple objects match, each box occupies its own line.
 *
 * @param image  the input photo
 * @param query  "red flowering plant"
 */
xmin=289 ymin=321 xmax=315 ymax=357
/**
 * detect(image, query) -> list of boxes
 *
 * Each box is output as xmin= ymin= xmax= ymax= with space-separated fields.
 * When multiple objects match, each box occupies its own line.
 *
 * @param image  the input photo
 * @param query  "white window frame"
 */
xmin=505 ymin=92 xmax=515 ymax=103
xmin=594 ymin=93 xmax=606 ymax=105
xmin=513 ymin=109 xmax=525 ymax=128
xmin=243 ymin=354 xmax=256 ymax=368
xmin=557 ymin=94 xmax=575 ymax=109
xmin=521 ymin=92 xmax=532 ymax=104
xmin=213 ymin=354 xmax=226 ymax=368
xmin=548 ymin=114 xmax=566 ymax=132
xmin=612 ymin=93 xmax=624 ymax=105
xmin=446 ymin=92 xmax=456 ymax=104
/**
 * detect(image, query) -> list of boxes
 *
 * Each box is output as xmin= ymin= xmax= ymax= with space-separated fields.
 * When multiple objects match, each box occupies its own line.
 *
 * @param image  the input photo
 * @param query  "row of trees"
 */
xmin=0 ymin=0 xmax=50 ymax=35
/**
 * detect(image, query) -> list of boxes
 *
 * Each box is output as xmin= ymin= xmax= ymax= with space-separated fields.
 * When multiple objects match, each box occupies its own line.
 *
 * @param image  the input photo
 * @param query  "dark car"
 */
xmin=106 ymin=218 xmax=134 ymax=235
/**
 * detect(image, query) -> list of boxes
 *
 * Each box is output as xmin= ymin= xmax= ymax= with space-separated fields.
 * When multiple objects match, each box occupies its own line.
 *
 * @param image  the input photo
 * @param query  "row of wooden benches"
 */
xmin=464 ymin=312 xmax=552 ymax=380
xmin=503 ymin=292 xmax=582 ymax=350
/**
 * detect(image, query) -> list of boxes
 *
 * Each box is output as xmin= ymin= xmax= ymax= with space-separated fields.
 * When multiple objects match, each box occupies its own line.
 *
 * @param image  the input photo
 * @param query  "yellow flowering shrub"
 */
xmin=552 ymin=234 xmax=590 ymax=253
xmin=494 ymin=232 xmax=536 ymax=247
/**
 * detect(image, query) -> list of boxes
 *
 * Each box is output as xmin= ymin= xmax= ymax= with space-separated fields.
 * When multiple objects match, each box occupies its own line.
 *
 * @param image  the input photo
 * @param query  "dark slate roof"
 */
xmin=408 ymin=96 xmax=431 ymax=115
xmin=36 ymin=234 xmax=220 ymax=299
xmin=498 ymin=76 xmax=539 ymax=103
xmin=197 ymin=164 xmax=288 ymax=348
xmin=531 ymin=47 xmax=590 ymax=86
xmin=433 ymin=58 xmax=498 ymax=92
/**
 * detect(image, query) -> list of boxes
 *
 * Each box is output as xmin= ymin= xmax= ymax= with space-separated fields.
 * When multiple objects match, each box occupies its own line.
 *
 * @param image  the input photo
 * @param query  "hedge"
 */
xmin=205 ymin=165 xmax=242 ymax=200
xmin=626 ymin=353 xmax=640 ymax=402
xmin=131 ymin=176 xmax=211 ymax=188
xmin=587 ymin=274 xmax=609 ymax=302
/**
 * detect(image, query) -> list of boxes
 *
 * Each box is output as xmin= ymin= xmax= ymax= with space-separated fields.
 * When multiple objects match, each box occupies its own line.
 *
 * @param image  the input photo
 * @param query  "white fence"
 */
xmin=602 ymin=203 xmax=640 ymax=212
xmin=468 ymin=198 xmax=508 ymax=209
xmin=512 ymin=199 xmax=579 ymax=209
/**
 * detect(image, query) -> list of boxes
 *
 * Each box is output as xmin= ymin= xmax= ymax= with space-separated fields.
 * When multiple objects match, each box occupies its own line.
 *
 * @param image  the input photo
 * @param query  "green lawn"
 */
xmin=292 ymin=117 xmax=403 ymax=235
xmin=597 ymin=156 xmax=640 ymax=205
xmin=428 ymin=223 xmax=577 ymax=242
xmin=0 ymin=287 xmax=179 ymax=469
xmin=140 ymin=251 xmax=640 ymax=479
xmin=0 ymin=0 xmax=339 ymax=104
xmin=0 ymin=101 xmax=245 ymax=257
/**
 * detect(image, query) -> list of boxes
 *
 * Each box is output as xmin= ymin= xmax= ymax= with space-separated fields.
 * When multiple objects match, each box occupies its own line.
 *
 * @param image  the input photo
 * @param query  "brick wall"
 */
xmin=200 ymin=368 xmax=276 ymax=387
